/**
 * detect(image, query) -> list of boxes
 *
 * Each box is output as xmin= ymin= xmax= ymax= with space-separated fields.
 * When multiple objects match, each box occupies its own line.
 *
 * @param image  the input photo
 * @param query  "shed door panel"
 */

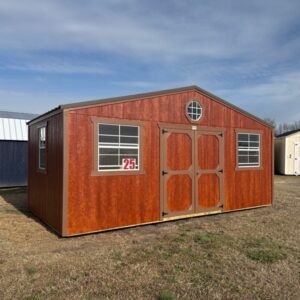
xmin=196 ymin=132 xmax=224 ymax=211
xmin=167 ymin=175 xmax=193 ymax=212
xmin=198 ymin=135 xmax=219 ymax=169
xmin=198 ymin=173 xmax=220 ymax=208
xmin=163 ymin=130 xmax=194 ymax=216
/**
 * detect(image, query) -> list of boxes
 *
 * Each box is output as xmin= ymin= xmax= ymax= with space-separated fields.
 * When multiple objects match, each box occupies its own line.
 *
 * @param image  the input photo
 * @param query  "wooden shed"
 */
xmin=275 ymin=129 xmax=300 ymax=175
xmin=28 ymin=86 xmax=274 ymax=236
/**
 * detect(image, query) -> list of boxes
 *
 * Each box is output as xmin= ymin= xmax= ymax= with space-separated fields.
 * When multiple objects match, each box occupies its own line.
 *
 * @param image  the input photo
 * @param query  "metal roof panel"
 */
xmin=0 ymin=117 xmax=29 ymax=141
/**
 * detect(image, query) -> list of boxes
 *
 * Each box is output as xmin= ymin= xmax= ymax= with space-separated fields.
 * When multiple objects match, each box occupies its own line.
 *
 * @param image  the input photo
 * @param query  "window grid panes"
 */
xmin=187 ymin=100 xmax=202 ymax=121
xmin=38 ymin=127 xmax=46 ymax=170
xmin=237 ymin=133 xmax=260 ymax=167
xmin=98 ymin=123 xmax=140 ymax=171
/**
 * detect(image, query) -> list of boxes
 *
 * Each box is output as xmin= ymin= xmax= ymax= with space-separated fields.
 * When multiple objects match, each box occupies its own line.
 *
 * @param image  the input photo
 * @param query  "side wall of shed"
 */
xmin=65 ymin=90 xmax=273 ymax=236
xmin=275 ymin=138 xmax=286 ymax=174
xmin=28 ymin=113 xmax=64 ymax=234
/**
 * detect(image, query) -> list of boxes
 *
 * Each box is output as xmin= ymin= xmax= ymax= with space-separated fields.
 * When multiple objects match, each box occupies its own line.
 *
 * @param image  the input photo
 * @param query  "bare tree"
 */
xmin=263 ymin=118 xmax=276 ymax=128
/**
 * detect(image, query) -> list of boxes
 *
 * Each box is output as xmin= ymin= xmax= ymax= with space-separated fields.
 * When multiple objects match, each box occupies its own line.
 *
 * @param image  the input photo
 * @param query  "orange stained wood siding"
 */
xmin=64 ymin=89 xmax=272 ymax=235
xmin=28 ymin=113 xmax=63 ymax=234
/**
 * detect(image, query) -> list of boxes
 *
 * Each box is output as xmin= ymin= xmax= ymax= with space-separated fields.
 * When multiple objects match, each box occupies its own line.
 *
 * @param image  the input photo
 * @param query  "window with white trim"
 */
xmin=38 ymin=127 xmax=46 ymax=170
xmin=187 ymin=100 xmax=202 ymax=121
xmin=98 ymin=123 xmax=140 ymax=171
xmin=237 ymin=133 xmax=260 ymax=167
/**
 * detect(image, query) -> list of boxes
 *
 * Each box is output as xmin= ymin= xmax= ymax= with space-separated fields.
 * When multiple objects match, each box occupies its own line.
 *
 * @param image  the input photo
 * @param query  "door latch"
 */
xmin=162 ymin=170 xmax=168 ymax=176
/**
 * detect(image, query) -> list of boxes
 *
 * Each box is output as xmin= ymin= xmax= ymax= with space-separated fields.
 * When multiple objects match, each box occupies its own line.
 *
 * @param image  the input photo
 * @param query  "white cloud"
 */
xmin=4 ymin=61 xmax=112 ymax=75
xmin=0 ymin=0 xmax=299 ymax=123
xmin=216 ymin=70 xmax=300 ymax=122
xmin=0 ymin=89 xmax=64 ymax=113
xmin=0 ymin=0 xmax=299 ymax=62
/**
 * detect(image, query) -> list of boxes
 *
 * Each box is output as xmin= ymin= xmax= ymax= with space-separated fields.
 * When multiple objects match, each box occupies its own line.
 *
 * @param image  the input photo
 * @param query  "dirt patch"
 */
xmin=0 ymin=176 xmax=299 ymax=299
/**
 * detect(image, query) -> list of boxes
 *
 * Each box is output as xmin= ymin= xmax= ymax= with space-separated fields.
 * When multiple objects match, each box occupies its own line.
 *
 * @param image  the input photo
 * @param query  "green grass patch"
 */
xmin=240 ymin=236 xmax=287 ymax=263
xmin=193 ymin=233 xmax=214 ymax=244
xmin=25 ymin=265 xmax=37 ymax=275
xmin=158 ymin=290 xmax=175 ymax=300
xmin=246 ymin=249 xmax=287 ymax=263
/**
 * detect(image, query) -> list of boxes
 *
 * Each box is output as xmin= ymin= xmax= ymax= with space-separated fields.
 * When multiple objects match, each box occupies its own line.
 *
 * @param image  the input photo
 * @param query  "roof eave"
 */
xmin=27 ymin=85 xmax=273 ymax=129
xmin=27 ymin=106 xmax=63 ymax=125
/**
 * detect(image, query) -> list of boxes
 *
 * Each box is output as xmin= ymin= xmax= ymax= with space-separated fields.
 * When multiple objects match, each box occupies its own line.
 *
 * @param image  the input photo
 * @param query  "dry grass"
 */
xmin=0 ymin=176 xmax=299 ymax=299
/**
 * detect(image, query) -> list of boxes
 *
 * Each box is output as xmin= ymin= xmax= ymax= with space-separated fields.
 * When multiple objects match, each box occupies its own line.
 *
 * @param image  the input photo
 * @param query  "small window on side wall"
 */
xmin=237 ymin=133 xmax=261 ymax=168
xmin=38 ymin=126 xmax=46 ymax=170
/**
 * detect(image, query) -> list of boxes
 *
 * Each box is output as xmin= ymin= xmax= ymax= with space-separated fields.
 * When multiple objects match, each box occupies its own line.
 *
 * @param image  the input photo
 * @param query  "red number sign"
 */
xmin=122 ymin=158 xmax=136 ymax=170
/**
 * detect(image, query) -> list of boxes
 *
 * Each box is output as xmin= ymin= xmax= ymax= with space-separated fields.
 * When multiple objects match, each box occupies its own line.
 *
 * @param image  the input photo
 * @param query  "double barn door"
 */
xmin=161 ymin=126 xmax=224 ymax=218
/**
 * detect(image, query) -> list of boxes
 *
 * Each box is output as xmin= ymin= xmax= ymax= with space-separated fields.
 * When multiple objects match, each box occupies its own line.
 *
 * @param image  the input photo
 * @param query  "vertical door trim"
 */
xmin=294 ymin=142 xmax=300 ymax=175
xmin=160 ymin=127 xmax=194 ymax=218
xmin=194 ymin=129 xmax=225 ymax=213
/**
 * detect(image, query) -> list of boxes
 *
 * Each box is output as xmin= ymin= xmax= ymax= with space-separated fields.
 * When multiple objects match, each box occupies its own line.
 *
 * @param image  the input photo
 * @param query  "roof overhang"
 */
xmin=27 ymin=85 xmax=273 ymax=128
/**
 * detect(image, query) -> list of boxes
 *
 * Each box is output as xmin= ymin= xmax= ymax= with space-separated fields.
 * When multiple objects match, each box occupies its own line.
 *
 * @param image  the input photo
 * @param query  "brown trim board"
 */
xmin=62 ymin=110 xmax=69 ymax=236
xmin=272 ymin=127 xmax=275 ymax=205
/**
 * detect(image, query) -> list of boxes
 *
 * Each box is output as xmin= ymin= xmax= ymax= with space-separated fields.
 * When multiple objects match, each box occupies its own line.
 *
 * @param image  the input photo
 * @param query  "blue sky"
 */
xmin=0 ymin=0 xmax=299 ymax=122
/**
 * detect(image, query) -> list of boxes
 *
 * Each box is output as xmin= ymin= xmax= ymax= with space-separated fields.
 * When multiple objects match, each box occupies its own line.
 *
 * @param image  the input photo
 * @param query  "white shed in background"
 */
xmin=275 ymin=129 xmax=300 ymax=175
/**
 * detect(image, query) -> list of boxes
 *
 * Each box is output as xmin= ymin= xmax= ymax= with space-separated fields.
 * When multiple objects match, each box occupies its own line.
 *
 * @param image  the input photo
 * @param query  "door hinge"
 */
xmin=162 ymin=170 xmax=168 ymax=176
xmin=219 ymin=204 xmax=224 ymax=208
xmin=219 ymin=132 xmax=223 ymax=137
xmin=162 ymin=129 xmax=168 ymax=134
xmin=162 ymin=211 xmax=168 ymax=216
xmin=218 ymin=169 xmax=223 ymax=173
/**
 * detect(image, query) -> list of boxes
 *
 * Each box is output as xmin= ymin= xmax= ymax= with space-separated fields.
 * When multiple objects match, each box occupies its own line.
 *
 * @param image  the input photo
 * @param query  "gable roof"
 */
xmin=28 ymin=85 xmax=272 ymax=128
xmin=276 ymin=129 xmax=300 ymax=138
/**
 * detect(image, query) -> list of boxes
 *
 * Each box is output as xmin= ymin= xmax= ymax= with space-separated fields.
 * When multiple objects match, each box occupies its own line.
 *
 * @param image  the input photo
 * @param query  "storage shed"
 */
xmin=28 ymin=86 xmax=273 ymax=236
xmin=0 ymin=111 xmax=38 ymax=187
xmin=275 ymin=129 xmax=300 ymax=175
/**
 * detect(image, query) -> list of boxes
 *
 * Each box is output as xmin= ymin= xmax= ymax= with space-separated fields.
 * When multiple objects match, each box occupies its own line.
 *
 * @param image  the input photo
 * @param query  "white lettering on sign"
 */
xmin=122 ymin=158 xmax=136 ymax=170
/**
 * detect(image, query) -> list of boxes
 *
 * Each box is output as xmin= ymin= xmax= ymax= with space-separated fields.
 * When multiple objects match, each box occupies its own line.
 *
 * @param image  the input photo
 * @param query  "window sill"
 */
xmin=91 ymin=170 xmax=146 ymax=176
xmin=36 ymin=168 xmax=47 ymax=174
xmin=235 ymin=166 xmax=263 ymax=171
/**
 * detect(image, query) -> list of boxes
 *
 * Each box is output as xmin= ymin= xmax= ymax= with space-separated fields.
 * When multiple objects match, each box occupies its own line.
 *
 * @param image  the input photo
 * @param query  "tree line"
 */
xmin=263 ymin=118 xmax=300 ymax=136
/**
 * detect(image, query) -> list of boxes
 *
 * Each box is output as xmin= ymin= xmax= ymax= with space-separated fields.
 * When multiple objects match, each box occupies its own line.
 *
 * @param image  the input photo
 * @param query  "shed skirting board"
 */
xmin=62 ymin=204 xmax=271 ymax=237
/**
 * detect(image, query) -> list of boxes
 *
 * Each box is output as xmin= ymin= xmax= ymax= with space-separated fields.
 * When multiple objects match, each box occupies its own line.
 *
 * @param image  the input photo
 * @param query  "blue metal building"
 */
xmin=0 ymin=111 xmax=38 ymax=187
